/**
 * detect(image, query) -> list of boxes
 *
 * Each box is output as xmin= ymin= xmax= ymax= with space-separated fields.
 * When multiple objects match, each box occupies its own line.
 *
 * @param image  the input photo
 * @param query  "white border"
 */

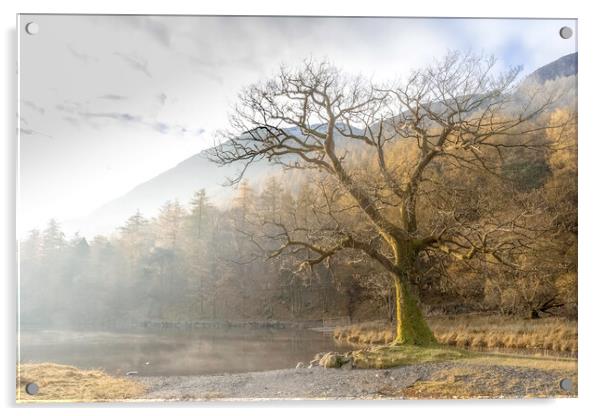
xmin=2 ymin=1 xmax=600 ymax=415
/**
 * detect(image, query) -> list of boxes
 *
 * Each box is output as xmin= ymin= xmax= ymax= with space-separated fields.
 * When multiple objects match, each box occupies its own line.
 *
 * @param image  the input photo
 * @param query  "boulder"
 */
xmin=313 ymin=352 xmax=326 ymax=362
xmin=319 ymin=352 xmax=339 ymax=368
xmin=319 ymin=352 xmax=354 ymax=369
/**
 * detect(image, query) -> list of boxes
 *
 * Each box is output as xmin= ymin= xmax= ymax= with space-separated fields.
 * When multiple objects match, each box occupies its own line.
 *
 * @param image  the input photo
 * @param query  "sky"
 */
xmin=17 ymin=15 xmax=577 ymax=237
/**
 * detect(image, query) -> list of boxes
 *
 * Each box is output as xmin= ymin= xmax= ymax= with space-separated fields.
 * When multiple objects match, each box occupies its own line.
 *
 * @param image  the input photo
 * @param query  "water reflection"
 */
xmin=19 ymin=328 xmax=349 ymax=376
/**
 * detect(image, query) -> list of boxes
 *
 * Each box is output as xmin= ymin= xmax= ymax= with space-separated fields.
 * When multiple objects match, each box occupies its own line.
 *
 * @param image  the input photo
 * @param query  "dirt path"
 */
xmin=138 ymin=359 xmax=576 ymax=400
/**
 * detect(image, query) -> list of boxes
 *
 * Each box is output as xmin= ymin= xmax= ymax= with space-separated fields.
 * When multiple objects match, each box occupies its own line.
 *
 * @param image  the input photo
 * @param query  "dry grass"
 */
xmin=464 ymin=353 xmax=578 ymax=373
xmin=371 ymin=350 xmax=578 ymax=399
xmin=17 ymin=363 xmax=145 ymax=403
xmin=400 ymin=353 xmax=578 ymax=400
xmin=400 ymin=365 xmax=576 ymax=399
xmin=334 ymin=315 xmax=577 ymax=355
xmin=352 ymin=344 xmax=577 ymax=399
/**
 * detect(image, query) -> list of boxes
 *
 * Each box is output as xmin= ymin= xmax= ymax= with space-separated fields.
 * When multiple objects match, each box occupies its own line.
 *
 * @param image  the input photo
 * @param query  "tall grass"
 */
xmin=333 ymin=315 xmax=577 ymax=355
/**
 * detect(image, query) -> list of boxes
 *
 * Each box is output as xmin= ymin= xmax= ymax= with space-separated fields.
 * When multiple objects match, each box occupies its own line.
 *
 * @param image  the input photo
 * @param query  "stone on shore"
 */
xmin=318 ymin=352 xmax=353 ymax=369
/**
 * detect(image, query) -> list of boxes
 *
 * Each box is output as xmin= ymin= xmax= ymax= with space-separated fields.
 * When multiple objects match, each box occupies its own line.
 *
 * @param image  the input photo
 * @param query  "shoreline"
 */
xmin=19 ymin=318 xmax=331 ymax=332
xmin=137 ymin=358 xmax=576 ymax=400
xmin=17 ymin=351 xmax=577 ymax=402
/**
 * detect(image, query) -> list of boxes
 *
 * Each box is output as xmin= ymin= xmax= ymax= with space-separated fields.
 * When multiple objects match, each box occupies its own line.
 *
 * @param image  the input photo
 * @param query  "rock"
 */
xmin=319 ymin=352 xmax=340 ymax=368
xmin=313 ymin=352 xmax=326 ymax=362
xmin=125 ymin=371 xmax=138 ymax=376
xmin=383 ymin=370 xmax=391 ymax=377
xmin=341 ymin=361 xmax=353 ymax=371
xmin=319 ymin=352 xmax=353 ymax=369
xmin=295 ymin=362 xmax=305 ymax=369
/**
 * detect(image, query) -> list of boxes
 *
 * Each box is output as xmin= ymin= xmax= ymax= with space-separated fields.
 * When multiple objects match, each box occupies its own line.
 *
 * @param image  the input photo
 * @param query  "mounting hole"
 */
xmin=25 ymin=382 xmax=39 ymax=395
xmin=559 ymin=378 xmax=573 ymax=392
xmin=25 ymin=22 xmax=39 ymax=35
xmin=559 ymin=26 xmax=573 ymax=40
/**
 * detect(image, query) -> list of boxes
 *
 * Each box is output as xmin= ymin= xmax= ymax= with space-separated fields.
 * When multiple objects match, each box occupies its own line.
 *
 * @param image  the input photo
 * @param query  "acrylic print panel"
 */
xmin=17 ymin=15 xmax=578 ymax=402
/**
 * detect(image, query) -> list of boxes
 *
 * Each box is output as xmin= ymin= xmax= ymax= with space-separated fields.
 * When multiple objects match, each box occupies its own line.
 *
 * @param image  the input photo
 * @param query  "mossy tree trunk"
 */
xmin=388 ymin=238 xmax=437 ymax=346
xmin=391 ymin=275 xmax=437 ymax=346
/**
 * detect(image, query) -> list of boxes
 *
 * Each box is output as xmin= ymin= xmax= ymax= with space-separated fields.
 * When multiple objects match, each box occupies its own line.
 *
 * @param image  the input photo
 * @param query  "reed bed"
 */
xmin=333 ymin=315 xmax=577 ymax=355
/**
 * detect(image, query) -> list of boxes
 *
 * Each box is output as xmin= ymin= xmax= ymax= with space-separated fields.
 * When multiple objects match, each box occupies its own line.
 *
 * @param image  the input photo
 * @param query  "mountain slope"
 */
xmin=525 ymin=52 xmax=577 ymax=84
xmin=67 ymin=149 xmax=277 ymax=236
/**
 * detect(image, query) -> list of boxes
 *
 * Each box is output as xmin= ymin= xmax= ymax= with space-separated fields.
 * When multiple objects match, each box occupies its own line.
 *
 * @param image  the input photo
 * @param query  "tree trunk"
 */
xmin=391 ymin=275 xmax=437 ymax=346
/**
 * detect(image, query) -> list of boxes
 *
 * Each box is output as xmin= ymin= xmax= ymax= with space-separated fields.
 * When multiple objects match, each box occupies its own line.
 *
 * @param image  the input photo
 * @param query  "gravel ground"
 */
xmin=138 ymin=361 xmax=572 ymax=400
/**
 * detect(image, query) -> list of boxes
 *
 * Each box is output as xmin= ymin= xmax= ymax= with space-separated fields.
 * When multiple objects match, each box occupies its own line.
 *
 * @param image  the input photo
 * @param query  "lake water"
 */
xmin=18 ymin=327 xmax=349 ymax=376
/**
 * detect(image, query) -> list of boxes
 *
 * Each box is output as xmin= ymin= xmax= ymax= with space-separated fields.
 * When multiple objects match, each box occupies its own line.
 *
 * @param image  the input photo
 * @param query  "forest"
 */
xmin=19 ymin=53 xmax=577 ymax=340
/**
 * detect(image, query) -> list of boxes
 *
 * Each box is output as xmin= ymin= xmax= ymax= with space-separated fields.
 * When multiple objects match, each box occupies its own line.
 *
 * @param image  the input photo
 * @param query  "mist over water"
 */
xmin=19 ymin=328 xmax=348 ymax=376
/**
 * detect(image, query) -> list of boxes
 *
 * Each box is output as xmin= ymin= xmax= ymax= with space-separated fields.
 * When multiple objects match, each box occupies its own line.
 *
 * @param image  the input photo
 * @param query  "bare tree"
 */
xmin=211 ymin=51 xmax=567 ymax=345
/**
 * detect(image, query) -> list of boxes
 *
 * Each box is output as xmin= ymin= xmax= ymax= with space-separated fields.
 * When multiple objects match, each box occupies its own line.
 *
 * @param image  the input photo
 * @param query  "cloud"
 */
xmin=57 ymin=102 xmax=206 ymax=136
xmin=62 ymin=116 xmax=80 ymax=126
xmin=114 ymin=52 xmax=152 ymax=78
xmin=19 ymin=128 xmax=34 ymax=135
xmin=153 ymin=121 xmax=169 ymax=134
xmin=77 ymin=110 xmax=203 ymax=137
xmin=22 ymin=100 xmax=45 ymax=115
xmin=55 ymin=100 xmax=84 ymax=114
xmin=149 ymin=121 xmax=206 ymax=137
xmin=80 ymin=111 xmax=143 ymax=123
xmin=67 ymin=45 xmax=98 ymax=64
xmin=19 ymin=127 xmax=53 ymax=139
xmin=186 ymin=56 xmax=225 ymax=85
xmin=141 ymin=18 xmax=171 ymax=48
xmin=98 ymin=94 xmax=128 ymax=101
xmin=120 ymin=16 xmax=172 ymax=48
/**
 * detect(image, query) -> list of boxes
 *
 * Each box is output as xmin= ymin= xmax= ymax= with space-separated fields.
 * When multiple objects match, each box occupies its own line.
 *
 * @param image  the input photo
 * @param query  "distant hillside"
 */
xmin=65 ymin=149 xmax=277 ymax=237
xmin=525 ymin=52 xmax=577 ymax=84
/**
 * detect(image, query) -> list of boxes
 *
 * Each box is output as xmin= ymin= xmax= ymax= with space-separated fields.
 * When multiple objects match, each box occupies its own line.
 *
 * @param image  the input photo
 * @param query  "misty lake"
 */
xmin=19 ymin=327 xmax=349 ymax=376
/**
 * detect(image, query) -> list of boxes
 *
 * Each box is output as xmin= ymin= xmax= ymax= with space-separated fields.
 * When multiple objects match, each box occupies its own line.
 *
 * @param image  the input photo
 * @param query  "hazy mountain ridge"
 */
xmin=67 ymin=53 xmax=577 ymax=237
xmin=65 ymin=150 xmax=278 ymax=237
xmin=525 ymin=52 xmax=577 ymax=84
